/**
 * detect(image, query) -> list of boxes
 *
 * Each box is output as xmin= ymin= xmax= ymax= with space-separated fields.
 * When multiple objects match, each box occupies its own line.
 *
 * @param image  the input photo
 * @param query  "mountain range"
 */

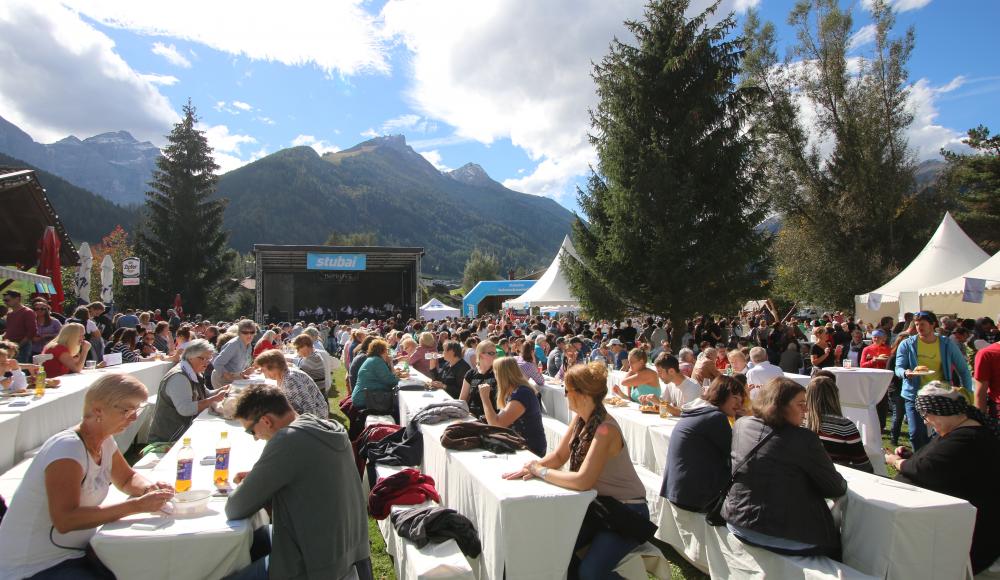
xmin=0 ymin=116 xmax=577 ymax=278
xmin=0 ymin=116 xmax=159 ymax=206
xmin=215 ymin=135 xmax=577 ymax=276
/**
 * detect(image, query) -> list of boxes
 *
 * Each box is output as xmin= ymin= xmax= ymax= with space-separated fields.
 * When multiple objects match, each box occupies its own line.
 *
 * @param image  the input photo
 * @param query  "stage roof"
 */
xmin=254 ymin=244 xmax=424 ymax=273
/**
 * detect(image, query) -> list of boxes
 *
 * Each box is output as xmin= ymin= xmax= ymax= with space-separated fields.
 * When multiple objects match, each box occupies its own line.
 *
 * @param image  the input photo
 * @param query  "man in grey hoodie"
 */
xmin=225 ymin=385 xmax=371 ymax=580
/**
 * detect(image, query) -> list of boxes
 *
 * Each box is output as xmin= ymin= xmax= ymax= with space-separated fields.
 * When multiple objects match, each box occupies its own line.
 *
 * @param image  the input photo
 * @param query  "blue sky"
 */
xmin=0 ymin=0 xmax=997 ymax=215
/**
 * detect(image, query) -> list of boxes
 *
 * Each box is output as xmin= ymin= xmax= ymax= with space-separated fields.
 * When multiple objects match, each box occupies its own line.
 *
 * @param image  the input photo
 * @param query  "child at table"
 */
xmin=0 ymin=341 xmax=30 ymax=392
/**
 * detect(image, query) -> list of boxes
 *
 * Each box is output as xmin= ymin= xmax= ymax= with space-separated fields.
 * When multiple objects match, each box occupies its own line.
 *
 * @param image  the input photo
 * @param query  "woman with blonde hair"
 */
xmin=479 ymin=357 xmax=546 ymax=456
xmin=407 ymin=332 xmax=437 ymax=376
xmin=504 ymin=362 xmax=648 ymax=578
xmin=0 ymin=374 xmax=174 ymax=578
xmin=805 ymin=377 xmax=873 ymax=472
xmin=461 ymin=340 xmax=499 ymax=418
xmin=42 ymin=323 xmax=91 ymax=377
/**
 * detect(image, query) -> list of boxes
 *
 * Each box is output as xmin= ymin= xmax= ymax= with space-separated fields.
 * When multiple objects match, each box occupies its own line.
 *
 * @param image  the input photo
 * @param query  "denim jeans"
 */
xmin=904 ymin=398 xmax=929 ymax=450
xmin=27 ymin=555 xmax=114 ymax=580
xmin=570 ymin=502 xmax=649 ymax=580
xmin=889 ymin=388 xmax=906 ymax=446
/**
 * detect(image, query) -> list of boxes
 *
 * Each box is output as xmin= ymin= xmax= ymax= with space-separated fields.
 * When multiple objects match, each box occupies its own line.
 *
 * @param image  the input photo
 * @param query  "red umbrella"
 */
xmin=36 ymin=226 xmax=64 ymax=313
xmin=174 ymin=293 xmax=183 ymax=317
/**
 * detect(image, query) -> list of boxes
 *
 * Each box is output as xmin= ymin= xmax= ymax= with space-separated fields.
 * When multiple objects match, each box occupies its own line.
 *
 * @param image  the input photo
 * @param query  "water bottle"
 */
xmin=214 ymin=432 xmax=230 ymax=488
xmin=34 ymin=367 xmax=46 ymax=398
xmin=175 ymin=437 xmax=193 ymax=492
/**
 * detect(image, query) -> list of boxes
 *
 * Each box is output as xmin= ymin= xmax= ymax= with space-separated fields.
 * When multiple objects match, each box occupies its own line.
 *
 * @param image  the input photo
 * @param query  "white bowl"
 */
xmin=169 ymin=490 xmax=212 ymax=516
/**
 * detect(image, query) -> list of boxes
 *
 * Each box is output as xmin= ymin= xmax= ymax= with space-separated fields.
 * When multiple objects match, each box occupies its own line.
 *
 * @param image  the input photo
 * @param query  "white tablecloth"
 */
xmin=833 ymin=464 xmax=976 ymax=580
xmin=91 ymin=410 xmax=268 ymax=580
xmin=606 ymin=402 xmax=679 ymax=474
xmin=0 ymin=362 xmax=173 ymax=461
xmin=538 ymin=379 xmax=571 ymax=424
xmin=442 ymin=447 xmax=596 ymax=580
xmin=398 ymin=388 xmax=452 ymax=426
xmin=785 ymin=369 xmax=892 ymax=475
xmin=0 ymin=414 xmax=20 ymax=473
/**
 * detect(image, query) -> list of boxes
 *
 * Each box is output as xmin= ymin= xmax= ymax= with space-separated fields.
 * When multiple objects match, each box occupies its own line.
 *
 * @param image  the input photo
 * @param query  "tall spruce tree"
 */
xmin=136 ymin=101 xmax=230 ymax=314
xmin=564 ymin=0 xmax=771 ymax=349
xmin=742 ymin=0 xmax=930 ymax=308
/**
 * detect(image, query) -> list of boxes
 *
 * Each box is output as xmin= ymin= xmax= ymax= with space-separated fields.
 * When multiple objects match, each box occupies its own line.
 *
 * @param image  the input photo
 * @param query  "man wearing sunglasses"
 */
xmin=895 ymin=310 xmax=974 ymax=450
xmin=226 ymin=385 xmax=371 ymax=580
xmin=2 ymin=291 xmax=36 ymax=364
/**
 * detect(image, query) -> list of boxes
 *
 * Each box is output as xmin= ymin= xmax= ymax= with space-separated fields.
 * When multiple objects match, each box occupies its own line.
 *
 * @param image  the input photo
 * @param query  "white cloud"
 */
xmin=419 ymin=150 xmax=449 ymax=171
xmin=0 ymin=0 xmax=177 ymax=144
xmin=140 ymin=73 xmax=179 ymax=86
xmin=381 ymin=0 xmax=752 ymax=200
xmin=848 ymin=24 xmax=877 ymax=52
xmin=291 ymin=134 xmax=340 ymax=155
xmin=862 ymin=0 xmax=933 ymax=12
xmin=255 ymin=116 xmax=275 ymax=125
xmin=65 ymin=0 xmax=388 ymax=77
xmin=198 ymin=123 xmax=258 ymax=173
xmin=150 ymin=41 xmax=191 ymax=68
xmin=906 ymin=76 xmax=968 ymax=159
xmin=361 ymin=113 xmax=437 ymax=138
xmin=214 ymin=100 xmax=255 ymax=115
xmin=231 ymin=100 xmax=253 ymax=111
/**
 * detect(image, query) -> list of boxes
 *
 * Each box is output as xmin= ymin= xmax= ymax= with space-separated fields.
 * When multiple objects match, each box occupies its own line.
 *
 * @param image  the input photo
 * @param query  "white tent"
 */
xmin=419 ymin=298 xmax=460 ymax=320
xmin=855 ymin=213 xmax=989 ymax=321
xmin=919 ymin=249 xmax=1000 ymax=318
xmin=504 ymin=236 xmax=581 ymax=310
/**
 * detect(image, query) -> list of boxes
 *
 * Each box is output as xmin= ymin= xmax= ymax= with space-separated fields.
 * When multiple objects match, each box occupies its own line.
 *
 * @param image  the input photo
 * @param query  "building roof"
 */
xmin=253 ymin=244 xmax=424 ymax=273
xmin=0 ymin=169 xmax=79 ymax=266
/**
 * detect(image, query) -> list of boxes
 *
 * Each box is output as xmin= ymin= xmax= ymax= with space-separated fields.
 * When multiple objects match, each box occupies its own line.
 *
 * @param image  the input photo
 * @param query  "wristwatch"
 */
xmin=537 ymin=466 xmax=549 ymax=479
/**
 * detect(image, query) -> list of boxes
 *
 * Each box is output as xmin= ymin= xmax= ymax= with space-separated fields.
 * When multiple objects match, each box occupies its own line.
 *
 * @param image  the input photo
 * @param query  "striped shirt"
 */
xmin=817 ymin=414 xmax=873 ymax=473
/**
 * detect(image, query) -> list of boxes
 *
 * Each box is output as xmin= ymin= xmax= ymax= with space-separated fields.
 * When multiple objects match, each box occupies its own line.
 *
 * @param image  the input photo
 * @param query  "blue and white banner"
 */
xmin=306 ymin=253 xmax=367 ymax=271
xmin=963 ymin=278 xmax=986 ymax=303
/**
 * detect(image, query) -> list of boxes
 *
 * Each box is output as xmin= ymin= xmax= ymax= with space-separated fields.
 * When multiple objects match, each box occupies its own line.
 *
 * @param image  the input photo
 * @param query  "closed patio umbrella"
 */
xmin=100 ymin=254 xmax=114 ymax=304
xmin=76 ymin=242 xmax=93 ymax=304
xmin=36 ymin=226 xmax=64 ymax=312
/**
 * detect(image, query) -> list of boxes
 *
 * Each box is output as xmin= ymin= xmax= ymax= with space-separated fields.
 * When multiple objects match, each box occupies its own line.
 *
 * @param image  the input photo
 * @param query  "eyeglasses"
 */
xmin=240 ymin=330 xmax=255 ymax=335
xmin=115 ymin=403 xmax=143 ymax=418
xmin=245 ymin=415 xmax=263 ymax=438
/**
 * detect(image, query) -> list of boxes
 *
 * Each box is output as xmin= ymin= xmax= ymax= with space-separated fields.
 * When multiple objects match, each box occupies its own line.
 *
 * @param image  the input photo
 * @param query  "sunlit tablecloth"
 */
xmin=91 ymin=410 xmax=268 ymax=580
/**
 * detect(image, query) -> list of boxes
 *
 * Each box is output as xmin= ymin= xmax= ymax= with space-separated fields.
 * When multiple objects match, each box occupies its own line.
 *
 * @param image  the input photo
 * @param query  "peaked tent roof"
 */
xmin=419 ymin=297 xmax=459 ymax=320
xmin=420 ymin=298 xmax=449 ymax=309
xmin=504 ymin=236 xmax=580 ymax=309
xmin=857 ymin=212 xmax=989 ymax=303
xmin=920 ymin=249 xmax=1000 ymax=295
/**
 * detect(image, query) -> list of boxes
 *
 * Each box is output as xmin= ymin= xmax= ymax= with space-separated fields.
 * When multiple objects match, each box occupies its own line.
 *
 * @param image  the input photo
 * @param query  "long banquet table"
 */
xmin=395 ymin=375 xmax=597 ymax=580
xmin=91 ymin=409 xmax=267 ymax=580
xmin=0 ymin=361 xmax=174 ymax=463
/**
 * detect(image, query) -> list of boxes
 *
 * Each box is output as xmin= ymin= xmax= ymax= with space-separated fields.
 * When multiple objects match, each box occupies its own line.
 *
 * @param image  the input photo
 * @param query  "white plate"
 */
xmin=909 ymin=370 xmax=935 ymax=376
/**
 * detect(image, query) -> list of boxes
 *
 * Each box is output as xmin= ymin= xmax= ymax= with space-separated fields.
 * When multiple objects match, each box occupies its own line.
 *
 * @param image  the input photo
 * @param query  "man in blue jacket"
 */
xmin=894 ymin=311 xmax=973 ymax=449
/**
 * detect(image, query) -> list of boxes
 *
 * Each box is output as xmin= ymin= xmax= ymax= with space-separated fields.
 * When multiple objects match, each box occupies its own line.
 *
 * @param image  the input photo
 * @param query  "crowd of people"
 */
xmin=1 ymin=295 xmax=1000 ymax=577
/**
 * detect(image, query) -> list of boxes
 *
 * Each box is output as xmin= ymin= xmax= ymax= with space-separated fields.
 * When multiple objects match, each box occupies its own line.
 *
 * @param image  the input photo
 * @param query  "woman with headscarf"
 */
xmin=886 ymin=382 xmax=1000 ymax=574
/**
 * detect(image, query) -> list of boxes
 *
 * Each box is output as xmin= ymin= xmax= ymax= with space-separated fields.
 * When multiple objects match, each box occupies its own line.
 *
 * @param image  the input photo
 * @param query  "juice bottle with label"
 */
xmin=175 ymin=437 xmax=193 ymax=492
xmin=214 ymin=432 xmax=230 ymax=488
xmin=34 ymin=367 xmax=46 ymax=397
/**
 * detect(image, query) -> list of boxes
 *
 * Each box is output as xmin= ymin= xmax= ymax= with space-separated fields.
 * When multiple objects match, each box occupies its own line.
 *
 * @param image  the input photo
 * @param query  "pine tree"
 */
xmin=943 ymin=125 xmax=1000 ymax=253
xmin=136 ymin=101 xmax=231 ymax=315
xmin=565 ymin=0 xmax=771 ymax=349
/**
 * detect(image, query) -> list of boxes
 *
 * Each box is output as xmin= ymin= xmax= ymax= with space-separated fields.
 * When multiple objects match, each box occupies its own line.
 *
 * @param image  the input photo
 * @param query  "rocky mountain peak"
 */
xmin=446 ymin=162 xmax=499 ymax=188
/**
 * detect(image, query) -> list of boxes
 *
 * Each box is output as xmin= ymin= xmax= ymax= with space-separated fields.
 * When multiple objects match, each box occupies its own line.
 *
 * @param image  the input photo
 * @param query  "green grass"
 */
xmin=329 ymin=364 xmax=397 ymax=580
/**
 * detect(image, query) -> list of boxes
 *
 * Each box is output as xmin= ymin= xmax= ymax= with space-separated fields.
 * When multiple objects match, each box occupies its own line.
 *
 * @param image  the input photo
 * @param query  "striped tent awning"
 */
xmin=0 ymin=266 xmax=55 ymax=294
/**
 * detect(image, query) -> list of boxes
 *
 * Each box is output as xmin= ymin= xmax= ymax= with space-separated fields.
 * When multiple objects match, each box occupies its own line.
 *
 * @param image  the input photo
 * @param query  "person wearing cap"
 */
xmin=607 ymin=338 xmax=628 ymax=371
xmin=860 ymin=330 xmax=891 ymax=369
xmin=2 ymin=291 xmax=37 ymax=364
xmin=895 ymin=311 xmax=974 ymax=450
xmin=885 ymin=382 xmax=1000 ymax=574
